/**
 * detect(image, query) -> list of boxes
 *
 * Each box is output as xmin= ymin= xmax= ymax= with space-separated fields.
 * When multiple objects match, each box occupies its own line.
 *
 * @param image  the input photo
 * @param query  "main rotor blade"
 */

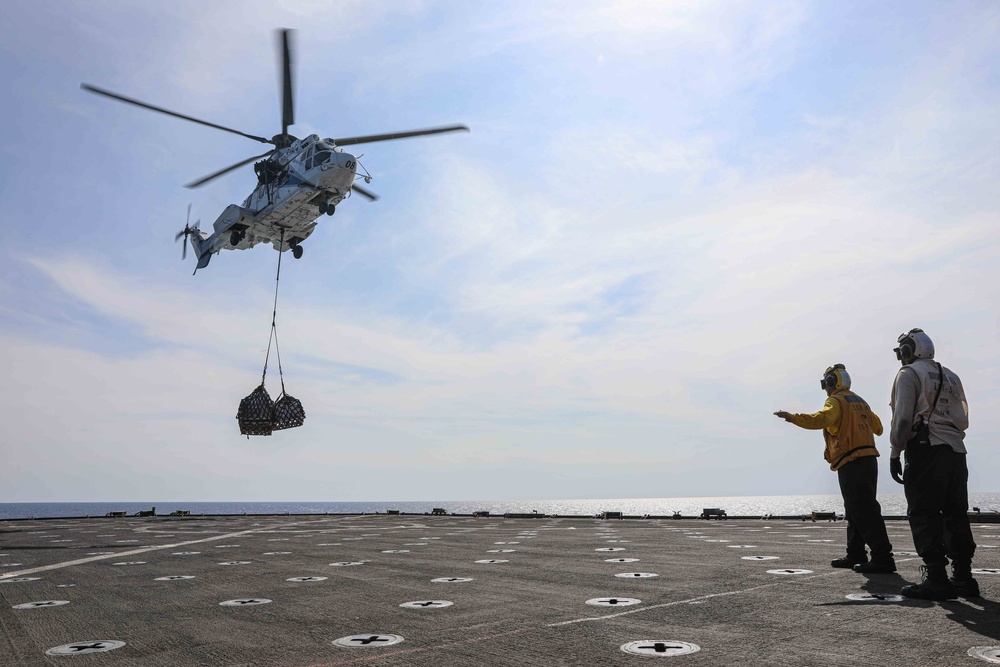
xmin=333 ymin=125 xmax=470 ymax=147
xmin=279 ymin=29 xmax=295 ymax=137
xmin=185 ymin=149 xmax=275 ymax=189
xmin=81 ymin=84 xmax=273 ymax=145
xmin=351 ymin=184 xmax=379 ymax=201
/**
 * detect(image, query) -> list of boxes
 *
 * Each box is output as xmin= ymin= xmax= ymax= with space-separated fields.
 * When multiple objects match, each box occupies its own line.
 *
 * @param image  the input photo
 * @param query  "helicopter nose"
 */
xmin=338 ymin=153 xmax=357 ymax=171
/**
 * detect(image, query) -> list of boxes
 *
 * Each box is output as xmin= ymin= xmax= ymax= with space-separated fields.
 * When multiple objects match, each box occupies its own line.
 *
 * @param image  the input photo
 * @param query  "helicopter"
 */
xmin=81 ymin=30 xmax=468 ymax=272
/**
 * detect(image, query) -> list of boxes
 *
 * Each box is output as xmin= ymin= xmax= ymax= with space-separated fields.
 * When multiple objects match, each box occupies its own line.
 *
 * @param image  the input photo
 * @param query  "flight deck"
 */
xmin=1 ymin=514 xmax=998 ymax=666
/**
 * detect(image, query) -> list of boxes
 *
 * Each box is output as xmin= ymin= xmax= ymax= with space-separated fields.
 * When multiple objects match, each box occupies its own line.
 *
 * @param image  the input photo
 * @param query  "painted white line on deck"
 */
xmin=300 ymin=566 xmax=921 ymax=667
xmin=547 ymin=557 xmax=919 ymax=628
xmin=548 ymin=570 xmax=847 ymax=626
xmin=0 ymin=518 xmax=338 ymax=579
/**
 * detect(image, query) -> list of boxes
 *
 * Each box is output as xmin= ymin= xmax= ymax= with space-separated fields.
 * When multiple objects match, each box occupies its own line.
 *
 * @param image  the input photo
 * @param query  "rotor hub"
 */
xmin=271 ymin=133 xmax=298 ymax=149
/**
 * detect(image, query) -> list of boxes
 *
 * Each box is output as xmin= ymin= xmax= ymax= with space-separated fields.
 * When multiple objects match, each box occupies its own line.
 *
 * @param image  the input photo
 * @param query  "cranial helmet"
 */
xmin=894 ymin=328 xmax=934 ymax=364
xmin=822 ymin=364 xmax=851 ymax=391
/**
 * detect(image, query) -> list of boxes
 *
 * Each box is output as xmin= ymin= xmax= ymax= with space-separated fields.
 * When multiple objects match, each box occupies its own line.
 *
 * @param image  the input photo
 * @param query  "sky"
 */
xmin=1 ymin=1 xmax=998 ymax=503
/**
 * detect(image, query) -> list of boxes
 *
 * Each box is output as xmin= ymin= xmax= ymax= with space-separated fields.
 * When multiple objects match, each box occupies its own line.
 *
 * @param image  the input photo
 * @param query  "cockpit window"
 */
xmin=314 ymin=151 xmax=332 ymax=165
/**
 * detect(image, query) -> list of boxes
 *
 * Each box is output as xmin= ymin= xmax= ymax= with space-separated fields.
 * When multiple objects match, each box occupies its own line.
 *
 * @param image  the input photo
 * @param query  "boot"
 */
xmin=853 ymin=556 xmax=897 ymax=574
xmin=950 ymin=561 xmax=981 ymax=597
xmin=901 ymin=565 xmax=957 ymax=601
xmin=831 ymin=555 xmax=867 ymax=569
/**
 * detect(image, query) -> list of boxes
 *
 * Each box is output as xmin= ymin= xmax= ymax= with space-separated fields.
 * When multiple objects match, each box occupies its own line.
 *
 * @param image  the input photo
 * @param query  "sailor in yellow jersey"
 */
xmin=775 ymin=364 xmax=896 ymax=573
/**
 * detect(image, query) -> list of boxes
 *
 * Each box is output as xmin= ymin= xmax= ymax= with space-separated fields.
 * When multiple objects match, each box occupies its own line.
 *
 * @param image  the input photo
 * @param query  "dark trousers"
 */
xmin=903 ymin=443 xmax=976 ymax=567
xmin=837 ymin=456 xmax=893 ymax=560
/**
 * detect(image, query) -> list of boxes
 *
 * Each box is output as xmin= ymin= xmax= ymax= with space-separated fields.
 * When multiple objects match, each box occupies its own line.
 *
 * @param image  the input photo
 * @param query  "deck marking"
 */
xmin=12 ymin=600 xmax=70 ymax=609
xmin=767 ymin=568 xmax=813 ymax=575
xmin=968 ymin=646 xmax=1000 ymax=664
xmin=304 ymin=628 xmax=532 ymax=666
xmin=845 ymin=593 xmax=903 ymax=602
xmin=400 ymin=600 xmax=452 ymax=609
xmin=46 ymin=640 xmax=125 ymax=655
xmin=621 ymin=640 xmax=700 ymax=656
xmin=333 ymin=634 xmax=404 ymax=648
xmin=0 ymin=518 xmax=322 ymax=579
xmin=299 ymin=571 xmax=855 ymax=667
xmin=548 ymin=570 xmax=845 ymax=626
xmin=587 ymin=597 xmax=641 ymax=607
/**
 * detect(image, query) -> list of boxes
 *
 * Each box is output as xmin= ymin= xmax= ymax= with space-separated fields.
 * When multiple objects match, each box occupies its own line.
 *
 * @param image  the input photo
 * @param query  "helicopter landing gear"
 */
xmin=289 ymin=236 xmax=304 ymax=259
xmin=318 ymin=201 xmax=335 ymax=216
xmin=230 ymin=230 xmax=245 ymax=246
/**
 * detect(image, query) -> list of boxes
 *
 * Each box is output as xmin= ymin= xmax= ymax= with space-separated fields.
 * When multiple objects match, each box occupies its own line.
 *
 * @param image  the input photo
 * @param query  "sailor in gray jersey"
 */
xmin=890 ymin=353 xmax=968 ymax=459
xmin=889 ymin=328 xmax=977 ymax=600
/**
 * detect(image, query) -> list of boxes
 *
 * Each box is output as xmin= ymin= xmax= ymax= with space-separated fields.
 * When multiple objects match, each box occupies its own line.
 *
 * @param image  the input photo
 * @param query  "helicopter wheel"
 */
xmin=326 ymin=205 xmax=335 ymax=216
xmin=292 ymin=245 xmax=303 ymax=259
xmin=230 ymin=230 xmax=243 ymax=246
xmin=318 ymin=202 xmax=328 ymax=215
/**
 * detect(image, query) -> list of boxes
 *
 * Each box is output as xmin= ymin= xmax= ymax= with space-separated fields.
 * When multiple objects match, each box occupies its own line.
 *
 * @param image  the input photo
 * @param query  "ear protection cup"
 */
xmin=822 ymin=364 xmax=849 ymax=391
xmin=895 ymin=328 xmax=933 ymax=363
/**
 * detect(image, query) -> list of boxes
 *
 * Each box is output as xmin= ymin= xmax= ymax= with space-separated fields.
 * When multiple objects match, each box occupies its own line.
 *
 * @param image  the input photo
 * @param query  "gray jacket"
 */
xmin=889 ymin=358 xmax=968 ymax=457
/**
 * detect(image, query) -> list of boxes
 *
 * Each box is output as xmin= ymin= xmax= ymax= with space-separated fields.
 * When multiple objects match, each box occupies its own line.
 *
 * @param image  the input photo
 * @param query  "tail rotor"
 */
xmin=175 ymin=204 xmax=200 ymax=260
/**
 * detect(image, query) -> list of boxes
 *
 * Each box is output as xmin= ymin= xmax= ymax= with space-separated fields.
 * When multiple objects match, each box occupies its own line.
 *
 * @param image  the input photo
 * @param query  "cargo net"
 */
xmin=237 ymin=230 xmax=305 ymax=437
xmin=238 ymin=384 xmax=275 ymax=436
xmin=272 ymin=392 xmax=305 ymax=431
xmin=237 ymin=386 xmax=305 ymax=435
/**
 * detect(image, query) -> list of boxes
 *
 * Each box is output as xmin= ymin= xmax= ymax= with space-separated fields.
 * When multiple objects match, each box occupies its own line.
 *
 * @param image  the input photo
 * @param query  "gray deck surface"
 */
xmin=1 ymin=514 xmax=998 ymax=666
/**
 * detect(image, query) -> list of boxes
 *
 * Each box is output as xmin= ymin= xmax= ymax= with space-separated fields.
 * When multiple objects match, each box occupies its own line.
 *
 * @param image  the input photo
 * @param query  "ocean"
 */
xmin=3 ymin=493 xmax=1000 ymax=520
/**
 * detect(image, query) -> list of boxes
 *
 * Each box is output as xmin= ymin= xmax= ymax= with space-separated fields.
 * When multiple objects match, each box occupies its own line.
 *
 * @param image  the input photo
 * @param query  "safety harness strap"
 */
xmin=831 ymin=445 xmax=878 ymax=469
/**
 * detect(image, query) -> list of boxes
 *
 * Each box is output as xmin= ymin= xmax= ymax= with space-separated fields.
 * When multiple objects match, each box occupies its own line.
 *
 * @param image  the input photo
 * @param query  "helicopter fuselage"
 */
xmin=193 ymin=134 xmax=357 ymax=263
xmin=82 ymin=29 xmax=467 ymax=273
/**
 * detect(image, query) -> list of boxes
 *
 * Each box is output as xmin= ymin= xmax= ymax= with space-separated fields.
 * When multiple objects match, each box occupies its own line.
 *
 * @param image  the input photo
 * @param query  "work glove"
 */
xmin=889 ymin=457 xmax=904 ymax=485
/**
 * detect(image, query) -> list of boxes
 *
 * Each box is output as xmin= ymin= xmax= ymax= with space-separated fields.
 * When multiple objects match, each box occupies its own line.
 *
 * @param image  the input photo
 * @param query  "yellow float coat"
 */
xmin=787 ymin=390 xmax=883 ymax=471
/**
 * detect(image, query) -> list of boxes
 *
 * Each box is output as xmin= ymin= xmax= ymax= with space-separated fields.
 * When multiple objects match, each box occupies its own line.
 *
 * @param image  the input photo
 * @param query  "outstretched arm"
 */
xmin=775 ymin=397 xmax=840 ymax=430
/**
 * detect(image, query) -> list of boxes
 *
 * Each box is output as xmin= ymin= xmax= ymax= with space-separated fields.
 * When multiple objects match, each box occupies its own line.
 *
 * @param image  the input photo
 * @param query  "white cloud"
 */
xmin=3 ymin=1 xmax=999 ymax=501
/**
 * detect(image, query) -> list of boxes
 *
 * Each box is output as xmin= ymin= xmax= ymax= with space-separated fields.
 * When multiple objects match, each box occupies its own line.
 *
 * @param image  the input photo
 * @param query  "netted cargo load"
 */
xmin=237 ymin=384 xmax=275 ymax=436
xmin=272 ymin=392 xmax=306 ymax=431
xmin=236 ymin=230 xmax=306 ymax=437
